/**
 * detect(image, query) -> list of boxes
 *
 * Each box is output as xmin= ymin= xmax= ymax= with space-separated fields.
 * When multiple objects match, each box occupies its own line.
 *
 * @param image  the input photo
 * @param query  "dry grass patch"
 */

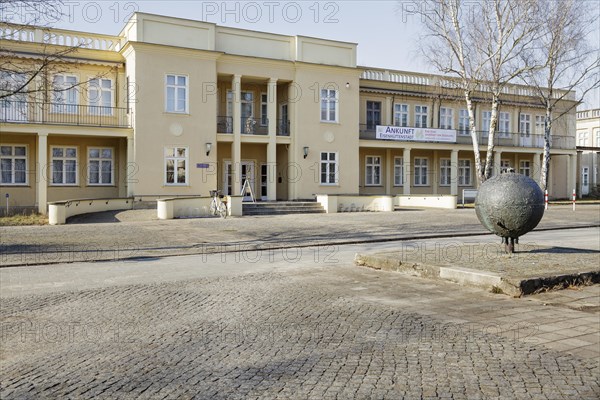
xmin=0 ymin=213 xmax=48 ymax=226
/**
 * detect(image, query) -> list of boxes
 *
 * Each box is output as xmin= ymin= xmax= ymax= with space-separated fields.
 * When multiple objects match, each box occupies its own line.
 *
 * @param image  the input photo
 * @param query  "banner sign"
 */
xmin=375 ymin=126 xmax=457 ymax=143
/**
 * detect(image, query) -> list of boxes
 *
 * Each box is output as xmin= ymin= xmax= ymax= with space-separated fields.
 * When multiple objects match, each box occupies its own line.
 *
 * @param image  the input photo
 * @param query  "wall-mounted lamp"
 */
xmin=345 ymin=82 xmax=350 ymax=89
xmin=206 ymin=142 xmax=212 ymax=156
xmin=303 ymin=146 xmax=309 ymax=159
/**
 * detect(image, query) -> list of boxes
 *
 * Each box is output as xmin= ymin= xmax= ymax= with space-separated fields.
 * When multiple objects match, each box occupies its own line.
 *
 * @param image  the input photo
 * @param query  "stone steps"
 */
xmin=242 ymin=202 xmax=325 ymax=216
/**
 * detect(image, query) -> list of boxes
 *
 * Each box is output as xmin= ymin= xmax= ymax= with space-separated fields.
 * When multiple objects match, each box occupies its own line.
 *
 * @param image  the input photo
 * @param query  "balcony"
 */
xmin=216 ymin=116 xmax=290 ymax=136
xmin=359 ymin=125 xmax=575 ymax=150
xmin=0 ymin=101 xmax=131 ymax=128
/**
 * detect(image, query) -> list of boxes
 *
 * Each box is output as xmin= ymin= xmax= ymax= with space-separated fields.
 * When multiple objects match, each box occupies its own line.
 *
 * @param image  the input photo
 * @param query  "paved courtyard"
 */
xmin=1 ymin=228 xmax=599 ymax=399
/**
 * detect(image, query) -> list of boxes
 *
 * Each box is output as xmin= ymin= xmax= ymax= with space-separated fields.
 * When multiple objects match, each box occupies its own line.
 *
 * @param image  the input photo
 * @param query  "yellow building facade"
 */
xmin=0 ymin=13 xmax=578 ymax=214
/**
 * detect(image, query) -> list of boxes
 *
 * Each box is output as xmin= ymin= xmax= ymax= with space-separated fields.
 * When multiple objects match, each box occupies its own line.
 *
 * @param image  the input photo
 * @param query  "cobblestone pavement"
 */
xmin=1 ymin=205 xmax=599 ymax=266
xmin=1 ymin=262 xmax=599 ymax=399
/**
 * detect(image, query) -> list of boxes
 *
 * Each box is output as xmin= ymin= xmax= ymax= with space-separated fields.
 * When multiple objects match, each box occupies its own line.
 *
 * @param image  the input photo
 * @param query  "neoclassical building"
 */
xmin=1 ymin=13 xmax=579 ymax=214
xmin=576 ymin=109 xmax=600 ymax=196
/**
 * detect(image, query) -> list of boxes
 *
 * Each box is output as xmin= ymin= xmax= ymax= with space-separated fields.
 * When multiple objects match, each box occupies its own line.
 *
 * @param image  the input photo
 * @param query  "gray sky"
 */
xmin=5 ymin=0 xmax=599 ymax=108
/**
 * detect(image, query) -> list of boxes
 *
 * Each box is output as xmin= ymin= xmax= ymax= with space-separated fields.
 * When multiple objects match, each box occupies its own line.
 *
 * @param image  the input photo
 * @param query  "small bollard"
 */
xmin=572 ymin=189 xmax=576 ymax=211
xmin=544 ymin=190 xmax=548 ymax=210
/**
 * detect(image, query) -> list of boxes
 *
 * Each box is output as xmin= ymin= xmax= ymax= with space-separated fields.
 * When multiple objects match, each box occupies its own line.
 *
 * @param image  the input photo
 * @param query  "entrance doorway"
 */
xmin=224 ymin=161 xmax=255 ymax=201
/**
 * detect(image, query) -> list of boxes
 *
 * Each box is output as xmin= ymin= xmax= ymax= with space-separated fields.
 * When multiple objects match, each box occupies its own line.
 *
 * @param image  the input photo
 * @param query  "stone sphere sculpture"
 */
xmin=475 ymin=170 xmax=545 ymax=253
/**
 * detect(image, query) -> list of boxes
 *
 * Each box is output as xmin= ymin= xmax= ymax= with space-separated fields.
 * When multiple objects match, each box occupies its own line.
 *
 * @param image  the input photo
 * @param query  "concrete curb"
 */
xmin=354 ymin=253 xmax=600 ymax=297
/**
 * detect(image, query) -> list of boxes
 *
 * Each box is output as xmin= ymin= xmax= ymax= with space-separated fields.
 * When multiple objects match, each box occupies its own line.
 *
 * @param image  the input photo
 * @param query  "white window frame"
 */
xmin=481 ymin=111 xmax=492 ymax=133
xmin=520 ymin=114 xmax=531 ymax=135
xmin=498 ymin=112 xmax=510 ymax=138
xmin=320 ymin=151 xmax=338 ymax=185
xmin=394 ymin=104 xmax=409 ymax=127
xmin=365 ymin=155 xmax=382 ymax=186
xmin=164 ymin=146 xmax=189 ymax=186
xmin=260 ymin=92 xmax=268 ymax=126
xmin=165 ymin=74 xmax=189 ymax=114
xmin=440 ymin=158 xmax=451 ymax=186
xmin=414 ymin=105 xmax=428 ymax=128
xmin=582 ymin=167 xmax=589 ymax=186
xmin=458 ymin=109 xmax=470 ymax=135
xmin=87 ymin=147 xmax=114 ymax=186
xmin=595 ymin=129 xmax=600 ymax=147
xmin=50 ymin=146 xmax=79 ymax=186
xmin=52 ymin=74 xmax=79 ymax=114
xmin=439 ymin=107 xmax=454 ymax=129
xmin=458 ymin=159 xmax=471 ymax=186
xmin=519 ymin=160 xmax=531 ymax=177
xmin=0 ymin=72 xmax=28 ymax=122
xmin=320 ymin=88 xmax=338 ymax=123
xmin=394 ymin=156 xmax=404 ymax=186
xmin=535 ymin=115 xmax=545 ymax=135
xmin=0 ymin=144 xmax=28 ymax=185
xmin=501 ymin=160 xmax=511 ymax=173
xmin=88 ymin=78 xmax=113 ymax=115
xmin=226 ymin=90 xmax=255 ymax=118
xmin=414 ymin=157 xmax=429 ymax=186
xmin=579 ymin=131 xmax=589 ymax=147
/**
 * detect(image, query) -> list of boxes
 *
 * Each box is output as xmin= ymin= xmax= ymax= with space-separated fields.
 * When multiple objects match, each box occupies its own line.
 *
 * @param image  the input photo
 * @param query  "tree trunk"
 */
xmin=484 ymin=96 xmax=500 ymax=179
xmin=540 ymin=107 xmax=552 ymax=190
xmin=465 ymin=91 xmax=484 ymax=185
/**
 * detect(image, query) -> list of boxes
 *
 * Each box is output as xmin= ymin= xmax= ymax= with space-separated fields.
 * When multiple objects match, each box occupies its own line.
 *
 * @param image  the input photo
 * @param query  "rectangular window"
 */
xmin=53 ymin=74 xmax=78 ymax=114
xmin=414 ymin=157 xmax=429 ymax=186
xmin=88 ymin=148 xmax=113 ymax=185
xmin=321 ymin=89 xmax=338 ymax=122
xmin=595 ymin=129 xmax=600 ymax=146
xmin=51 ymin=146 xmax=78 ymax=185
xmin=320 ymin=152 xmax=338 ymax=184
xmin=498 ymin=112 xmax=510 ymax=137
xmin=165 ymin=147 xmax=188 ymax=185
xmin=578 ymin=131 xmax=589 ymax=146
xmin=366 ymin=101 xmax=381 ymax=129
xmin=365 ymin=156 xmax=381 ymax=186
xmin=227 ymin=91 xmax=254 ymax=118
xmin=535 ymin=115 xmax=545 ymax=135
xmin=415 ymin=105 xmax=428 ymax=128
xmin=481 ymin=111 xmax=491 ymax=133
xmin=459 ymin=159 xmax=471 ymax=186
xmin=582 ymin=167 xmax=589 ymax=186
xmin=394 ymin=157 xmax=404 ymax=186
xmin=0 ymin=72 xmax=28 ymax=122
xmin=439 ymin=107 xmax=453 ymax=129
xmin=458 ymin=109 xmax=470 ymax=135
xmin=0 ymin=145 xmax=27 ymax=185
xmin=88 ymin=78 xmax=113 ymax=115
xmin=165 ymin=74 xmax=188 ymax=113
xmin=440 ymin=158 xmax=451 ymax=186
xmin=519 ymin=160 xmax=531 ymax=177
xmin=260 ymin=93 xmax=268 ymax=126
xmin=501 ymin=160 xmax=511 ymax=173
xmin=394 ymin=104 xmax=409 ymax=127
xmin=520 ymin=114 xmax=531 ymax=135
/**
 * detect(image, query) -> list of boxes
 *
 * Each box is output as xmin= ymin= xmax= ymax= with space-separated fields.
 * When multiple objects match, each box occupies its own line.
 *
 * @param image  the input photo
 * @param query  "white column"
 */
xmin=450 ymin=149 xmax=458 ymax=196
xmin=385 ymin=148 xmax=392 ymax=194
xmin=267 ymin=78 xmax=277 ymax=201
xmin=37 ymin=133 xmax=48 ymax=214
xmin=385 ymin=96 xmax=392 ymax=125
xmin=126 ymin=136 xmax=134 ymax=197
xmin=432 ymin=150 xmax=438 ymax=195
xmin=403 ymin=148 xmax=411 ymax=195
xmin=567 ymin=154 xmax=576 ymax=198
xmin=533 ymin=152 xmax=542 ymax=184
xmin=231 ymin=74 xmax=242 ymax=194
xmin=287 ymin=83 xmax=296 ymax=201
xmin=494 ymin=151 xmax=502 ymax=176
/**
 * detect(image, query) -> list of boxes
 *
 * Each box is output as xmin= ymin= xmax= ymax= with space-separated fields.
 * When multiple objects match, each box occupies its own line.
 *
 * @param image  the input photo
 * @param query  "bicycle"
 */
xmin=209 ymin=190 xmax=228 ymax=218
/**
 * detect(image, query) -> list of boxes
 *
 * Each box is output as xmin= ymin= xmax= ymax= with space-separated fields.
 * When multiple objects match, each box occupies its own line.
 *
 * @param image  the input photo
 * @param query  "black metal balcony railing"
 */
xmin=359 ymin=124 xmax=575 ymax=150
xmin=0 ymin=101 xmax=131 ymax=128
xmin=217 ymin=116 xmax=233 ymax=133
xmin=277 ymin=119 xmax=290 ymax=136
xmin=217 ymin=116 xmax=290 ymax=136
